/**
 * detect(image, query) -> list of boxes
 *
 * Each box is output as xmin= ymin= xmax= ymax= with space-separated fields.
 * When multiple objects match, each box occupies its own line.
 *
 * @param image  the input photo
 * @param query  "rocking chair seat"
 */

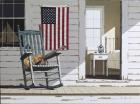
xmin=32 ymin=65 xmax=59 ymax=71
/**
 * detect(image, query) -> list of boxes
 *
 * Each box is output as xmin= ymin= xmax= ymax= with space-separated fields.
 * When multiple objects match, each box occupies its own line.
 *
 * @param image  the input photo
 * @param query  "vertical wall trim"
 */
xmin=122 ymin=0 xmax=129 ymax=80
xmin=78 ymin=0 xmax=86 ymax=79
xmin=120 ymin=0 xmax=122 ymax=79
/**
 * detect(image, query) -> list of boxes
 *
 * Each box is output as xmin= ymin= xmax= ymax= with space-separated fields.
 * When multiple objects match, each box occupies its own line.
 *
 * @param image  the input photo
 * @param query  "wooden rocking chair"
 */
xmin=18 ymin=26 xmax=63 ymax=90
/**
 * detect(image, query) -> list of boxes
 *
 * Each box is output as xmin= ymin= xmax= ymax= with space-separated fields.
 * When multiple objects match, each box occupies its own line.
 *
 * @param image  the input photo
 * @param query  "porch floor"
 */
xmin=1 ymin=86 xmax=140 ymax=95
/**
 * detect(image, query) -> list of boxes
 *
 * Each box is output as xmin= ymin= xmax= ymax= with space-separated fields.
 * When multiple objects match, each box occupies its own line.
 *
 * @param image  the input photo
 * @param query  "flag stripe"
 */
xmin=66 ymin=7 xmax=69 ymax=49
xmin=55 ymin=7 xmax=58 ymax=50
xmin=45 ymin=24 xmax=48 ymax=50
xmin=51 ymin=24 xmax=54 ymax=50
xmin=50 ymin=24 xmax=52 ymax=50
xmin=60 ymin=7 xmax=62 ymax=49
xmin=58 ymin=7 xmax=60 ymax=49
xmin=62 ymin=7 xmax=65 ymax=48
xmin=47 ymin=25 xmax=50 ymax=50
xmin=64 ymin=7 xmax=67 ymax=49
xmin=54 ymin=24 xmax=56 ymax=50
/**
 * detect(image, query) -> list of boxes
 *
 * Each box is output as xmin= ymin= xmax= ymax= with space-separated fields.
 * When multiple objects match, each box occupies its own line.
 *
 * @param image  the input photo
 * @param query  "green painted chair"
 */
xmin=18 ymin=26 xmax=63 ymax=90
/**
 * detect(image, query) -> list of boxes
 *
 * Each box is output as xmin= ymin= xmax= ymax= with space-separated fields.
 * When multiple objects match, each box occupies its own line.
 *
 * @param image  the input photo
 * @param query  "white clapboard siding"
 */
xmin=69 ymin=32 xmax=79 ymax=38
xmin=45 ymin=50 xmax=79 ymax=56
xmin=0 ymin=69 xmax=23 ymax=83
xmin=128 ymin=26 xmax=140 ymax=32
xmin=0 ymin=81 xmax=24 ymax=86
xmin=59 ymin=56 xmax=79 ymax=62
xmin=0 ymin=62 xmax=22 ymax=68
xmin=128 ymin=37 xmax=140 ymax=43
xmin=128 ymin=43 xmax=140 ymax=50
xmin=69 ymin=37 xmax=79 ymax=44
xmin=61 ymin=68 xmax=78 ymax=75
xmin=128 ymin=56 xmax=140 ymax=62
xmin=129 ymin=7 xmax=140 ymax=13
xmin=128 ymin=62 xmax=140 ymax=69
xmin=69 ymin=43 xmax=79 ymax=49
xmin=128 ymin=69 xmax=140 ymax=75
xmin=128 ymin=19 xmax=140 ymax=26
xmin=129 ymin=13 xmax=140 ymax=19
xmin=69 ymin=25 xmax=79 ymax=31
xmin=61 ymin=74 xmax=78 ymax=81
xmin=0 ymin=56 xmax=20 ymax=62
xmin=128 ymin=0 xmax=140 ymax=7
xmin=128 ymin=50 xmax=140 ymax=56
xmin=1 ymin=74 xmax=23 ymax=79
xmin=69 ymin=12 xmax=79 ymax=19
xmin=69 ymin=19 xmax=79 ymax=25
xmin=127 ymin=75 xmax=140 ymax=80
xmin=28 ymin=0 xmax=79 ymax=6
xmin=65 ymin=7 xmax=79 ymax=13
xmin=0 ymin=68 xmax=22 ymax=75
xmin=0 ymin=48 xmax=23 ymax=86
xmin=60 ymin=62 xmax=79 ymax=69
xmin=61 ymin=80 xmax=77 ymax=86
xmin=0 ymin=48 xmax=20 ymax=56
xmin=123 ymin=0 xmax=140 ymax=80
xmin=127 ymin=32 xmax=140 ymax=38
xmin=0 ymin=47 xmax=20 ymax=51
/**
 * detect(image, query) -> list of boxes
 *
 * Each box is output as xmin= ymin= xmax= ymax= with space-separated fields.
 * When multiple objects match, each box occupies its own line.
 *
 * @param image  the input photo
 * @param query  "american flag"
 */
xmin=41 ymin=6 xmax=69 ymax=50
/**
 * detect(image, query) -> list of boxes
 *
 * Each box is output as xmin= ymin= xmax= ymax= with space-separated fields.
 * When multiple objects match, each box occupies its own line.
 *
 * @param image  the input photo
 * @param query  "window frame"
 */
xmin=0 ymin=0 xmax=25 ymax=47
xmin=85 ymin=6 xmax=104 ymax=52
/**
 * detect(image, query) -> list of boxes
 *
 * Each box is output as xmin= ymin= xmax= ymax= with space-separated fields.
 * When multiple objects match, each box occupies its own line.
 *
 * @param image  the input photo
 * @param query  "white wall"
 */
xmin=0 ymin=47 xmax=23 ymax=85
xmin=122 ymin=0 xmax=140 ymax=80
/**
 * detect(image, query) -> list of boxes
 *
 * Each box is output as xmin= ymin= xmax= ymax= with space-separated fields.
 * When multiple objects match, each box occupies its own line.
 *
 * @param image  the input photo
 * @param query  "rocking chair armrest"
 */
xmin=44 ymin=51 xmax=61 ymax=60
xmin=20 ymin=52 xmax=32 ymax=60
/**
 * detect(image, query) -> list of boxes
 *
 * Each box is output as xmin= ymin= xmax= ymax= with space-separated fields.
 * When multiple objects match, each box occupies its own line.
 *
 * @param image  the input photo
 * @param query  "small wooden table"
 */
xmin=90 ymin=53 xmax=108 ymax=76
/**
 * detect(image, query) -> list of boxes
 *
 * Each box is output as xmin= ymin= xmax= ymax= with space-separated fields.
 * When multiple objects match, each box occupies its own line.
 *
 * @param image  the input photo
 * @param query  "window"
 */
xmin=0 ymin=0 xmax=25 ymax=47
xmin=86 ymin=7 xmax=104 ymax=51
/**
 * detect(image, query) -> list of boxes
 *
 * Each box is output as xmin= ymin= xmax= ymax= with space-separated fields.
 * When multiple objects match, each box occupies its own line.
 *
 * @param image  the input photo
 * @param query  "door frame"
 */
xmin=79 ymin=0 xmax=126 ymax=80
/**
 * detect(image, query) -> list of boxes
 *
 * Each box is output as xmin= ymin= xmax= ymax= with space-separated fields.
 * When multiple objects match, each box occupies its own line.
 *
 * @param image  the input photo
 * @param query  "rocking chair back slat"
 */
xmin=19 ymin=30 xmax=44 ymax=56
